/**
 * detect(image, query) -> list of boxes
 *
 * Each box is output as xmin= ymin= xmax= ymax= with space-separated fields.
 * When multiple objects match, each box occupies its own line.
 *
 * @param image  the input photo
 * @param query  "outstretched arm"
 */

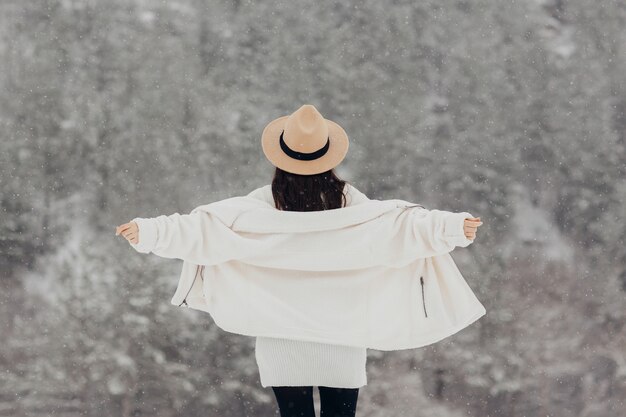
xmin=115 ymin=211 xmax=232 ymax=265
xmin=406 ymin=207 xmax=483 ymax=258
xmin=345 ymin=183 xmax=483 ymax=257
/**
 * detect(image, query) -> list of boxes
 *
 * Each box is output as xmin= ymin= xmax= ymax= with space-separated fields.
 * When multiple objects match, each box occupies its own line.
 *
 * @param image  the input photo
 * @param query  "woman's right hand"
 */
xmin=464 ymin=217 xmax=483 ymax=241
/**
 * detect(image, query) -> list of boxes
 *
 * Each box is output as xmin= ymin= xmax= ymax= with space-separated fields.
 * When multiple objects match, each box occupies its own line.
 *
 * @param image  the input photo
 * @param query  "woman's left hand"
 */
xmin=116 ymin=221 xmax=139 ymax=244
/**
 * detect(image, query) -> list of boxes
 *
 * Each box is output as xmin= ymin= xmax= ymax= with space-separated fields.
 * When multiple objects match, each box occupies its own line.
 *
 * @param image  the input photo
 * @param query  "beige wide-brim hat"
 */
xmin=261 ymin=104 xmax=349 ymax=175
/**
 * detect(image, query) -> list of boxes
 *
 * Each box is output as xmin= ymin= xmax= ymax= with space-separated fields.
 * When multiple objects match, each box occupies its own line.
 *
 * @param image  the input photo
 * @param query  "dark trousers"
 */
xmin=271 ymin=386 xmax=360 ymax=417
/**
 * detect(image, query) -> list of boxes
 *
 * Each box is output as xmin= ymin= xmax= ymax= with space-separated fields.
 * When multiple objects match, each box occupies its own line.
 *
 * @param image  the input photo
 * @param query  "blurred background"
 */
xmin=1 ymin=0 xmax=625 ymax=416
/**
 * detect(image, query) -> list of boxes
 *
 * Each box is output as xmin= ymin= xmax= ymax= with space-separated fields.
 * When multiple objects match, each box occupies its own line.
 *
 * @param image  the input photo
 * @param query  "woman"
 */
xmin=116 ymin=104 xmax=483 ymax=417
xmin=252 ymin=167 xmax=368 ymax=417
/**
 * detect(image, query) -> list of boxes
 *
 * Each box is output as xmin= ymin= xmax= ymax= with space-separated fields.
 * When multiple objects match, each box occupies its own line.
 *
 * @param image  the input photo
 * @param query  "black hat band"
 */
xmin=279 ymin=130 xmax=330 ymax=161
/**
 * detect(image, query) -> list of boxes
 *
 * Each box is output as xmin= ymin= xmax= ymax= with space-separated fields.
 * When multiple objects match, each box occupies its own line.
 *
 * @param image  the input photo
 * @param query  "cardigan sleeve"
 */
xmin=128 ymin=217 xmax=158 ymax=254
xmin=442 ymin=210 xmax=476 ymax=248
xmin=127 ymin=211 xmax=232 ymax=265
xmin=408 ymin=207 xmax=475 ymax=257
xmin=345 ymin=184 xmax=474 ymax=256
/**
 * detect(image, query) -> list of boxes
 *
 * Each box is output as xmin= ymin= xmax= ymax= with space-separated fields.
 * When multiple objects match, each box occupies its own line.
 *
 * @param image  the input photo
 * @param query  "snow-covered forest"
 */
xmin=1 ymin=0 xmax=624 ymax=416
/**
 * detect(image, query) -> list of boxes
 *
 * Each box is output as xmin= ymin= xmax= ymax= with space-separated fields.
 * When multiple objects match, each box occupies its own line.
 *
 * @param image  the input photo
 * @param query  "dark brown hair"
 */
xmin=271 ymin=167 xmax=348 ymax=212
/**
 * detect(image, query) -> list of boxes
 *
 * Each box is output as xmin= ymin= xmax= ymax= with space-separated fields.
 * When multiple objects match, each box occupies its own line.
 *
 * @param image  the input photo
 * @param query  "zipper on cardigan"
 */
xmin=420 ymin=276 xmax=428 ymax=318
xmin=179 ymin=265 xmax=203 ymax=307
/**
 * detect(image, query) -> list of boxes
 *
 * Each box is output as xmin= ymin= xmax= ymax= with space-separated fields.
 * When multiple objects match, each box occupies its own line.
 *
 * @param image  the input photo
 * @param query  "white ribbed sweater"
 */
xmin=251 ymin=183 xmax=369 ymax=388
xmin=255 ymin=336 xmax=367 ymax=388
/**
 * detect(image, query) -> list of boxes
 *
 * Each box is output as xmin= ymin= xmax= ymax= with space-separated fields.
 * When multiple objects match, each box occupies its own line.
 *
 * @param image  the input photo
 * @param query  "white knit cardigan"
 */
xmin=129 ymin=183 xmax=486 ymax=351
